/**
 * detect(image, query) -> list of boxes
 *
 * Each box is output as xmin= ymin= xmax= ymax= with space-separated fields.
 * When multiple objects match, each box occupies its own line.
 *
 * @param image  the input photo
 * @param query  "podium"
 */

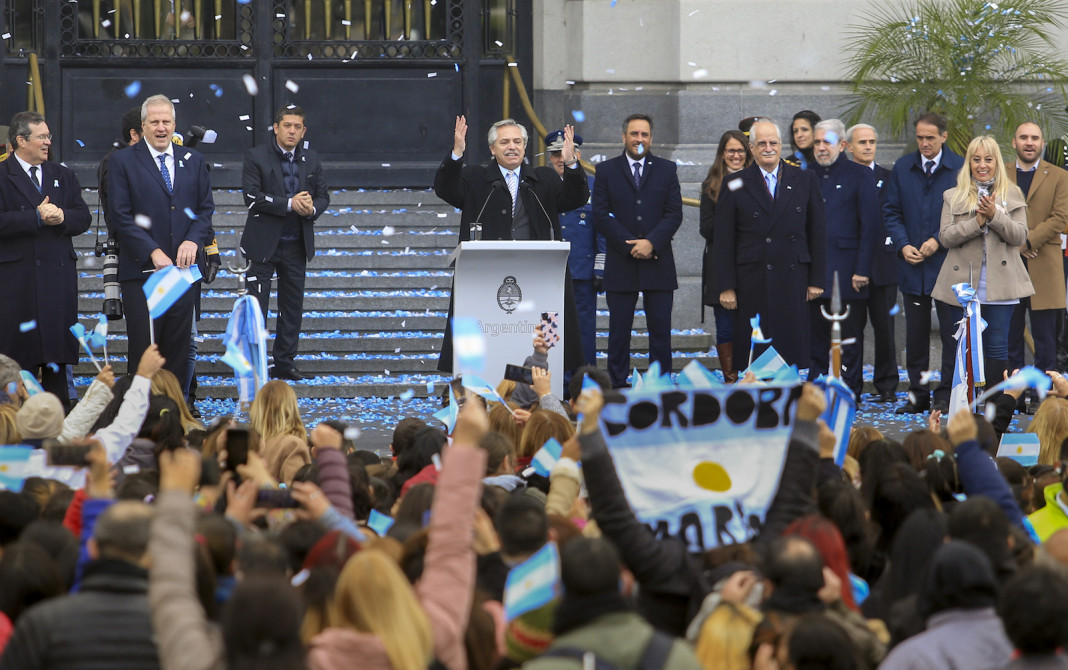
xmin=449 ymin=241 xmax=571 ymax=398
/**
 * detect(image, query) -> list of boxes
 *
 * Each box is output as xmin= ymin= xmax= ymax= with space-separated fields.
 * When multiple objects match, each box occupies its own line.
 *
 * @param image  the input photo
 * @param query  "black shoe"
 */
xmin=271 ymin=367 xmax=305 ymax=381
xmin=896 ymin=397 xmax=930 ymax=414
xmin=189 ymin=404 xmax=202 ymax=419
xmin=878 ymin=390 xmax=896 ymax=403
xmin=932 ymin=399 xmax=949 ymax=413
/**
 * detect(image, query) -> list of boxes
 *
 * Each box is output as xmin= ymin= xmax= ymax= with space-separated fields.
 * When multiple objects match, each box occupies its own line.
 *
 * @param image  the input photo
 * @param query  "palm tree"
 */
xmin=843 ymin=0 xmax=1068 ymax=154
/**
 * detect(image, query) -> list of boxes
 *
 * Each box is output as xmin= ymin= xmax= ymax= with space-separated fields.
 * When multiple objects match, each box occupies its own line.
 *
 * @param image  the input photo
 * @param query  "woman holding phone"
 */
xmin=932 ymin=135 xmax=1033 ymax=389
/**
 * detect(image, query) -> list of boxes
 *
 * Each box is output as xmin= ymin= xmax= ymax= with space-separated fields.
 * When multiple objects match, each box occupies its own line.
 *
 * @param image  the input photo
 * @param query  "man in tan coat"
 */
xmin=1008 ymin=122 xmax=1068 ymax=402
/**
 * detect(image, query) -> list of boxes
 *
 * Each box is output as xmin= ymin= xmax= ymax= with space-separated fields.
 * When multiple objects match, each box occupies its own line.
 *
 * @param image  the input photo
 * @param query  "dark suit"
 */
xmin=883 ymin=149 xmax=964 ymax=406
xmin=0 ymin=157 xmax=91 ymax=399
xmin=807 ymin=154 xmax=879 ymax=398
xmin=714 ymin=161 xmax=826 ymax=367
xmin=863 ymin=162 xmax=900 ymax=395
xmin=240 ymin=143 xmax=329 ymax=373
xmin=433 ymin=155 xmax=590 ymax=373
xmin=108 ymin=140 xmax=214 ymax=390
xmin=592 ymin=152 xmax=683 ymax=387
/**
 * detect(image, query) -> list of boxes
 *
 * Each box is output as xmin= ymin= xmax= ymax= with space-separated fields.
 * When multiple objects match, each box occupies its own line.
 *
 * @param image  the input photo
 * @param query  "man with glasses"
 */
xmin=715 ymin=118 xmax=826 ymax=368
xmin=0 ymin=111 xmax=91 ymax=409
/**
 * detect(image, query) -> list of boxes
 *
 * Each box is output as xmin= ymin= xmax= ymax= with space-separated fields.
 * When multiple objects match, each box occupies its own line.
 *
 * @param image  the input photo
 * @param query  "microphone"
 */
xmin=520 ymin=179 xmax=556 ymax=241
xmin=471 ymin=181 xmax=503 ymax=240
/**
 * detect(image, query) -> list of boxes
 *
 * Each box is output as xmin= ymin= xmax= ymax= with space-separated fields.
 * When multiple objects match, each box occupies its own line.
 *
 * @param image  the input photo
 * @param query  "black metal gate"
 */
xmin=0 ymin=0 xmax=533 ymax=187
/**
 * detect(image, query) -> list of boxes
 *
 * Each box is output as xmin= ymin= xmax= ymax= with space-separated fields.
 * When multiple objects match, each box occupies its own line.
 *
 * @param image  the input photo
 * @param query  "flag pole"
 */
xmin=149 ymin=315 xmax=155 ymax=346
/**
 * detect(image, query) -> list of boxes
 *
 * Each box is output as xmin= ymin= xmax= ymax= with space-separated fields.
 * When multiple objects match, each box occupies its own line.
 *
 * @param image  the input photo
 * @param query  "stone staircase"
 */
xmin=71 ymin=187 xmax=717 ymax=402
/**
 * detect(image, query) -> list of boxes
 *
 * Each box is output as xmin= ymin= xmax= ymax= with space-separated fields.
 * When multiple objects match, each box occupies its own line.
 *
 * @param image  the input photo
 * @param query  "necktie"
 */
xmin=29 ymin=166 xmax=41 ymax=192
xmin=765 ymin=171 xmax=777 ymax=199
xmin=158 ymin=154 xmax=172 ymax=194
xmin=925 ymin=160 xmax=935 ymax=177
xmin=507 ymin=171 xmax=518 ymax=216
xmin=284 ymin=151 xmax=293 ymax=162
xmin=632 ymin=162 xmax=642 ymax=188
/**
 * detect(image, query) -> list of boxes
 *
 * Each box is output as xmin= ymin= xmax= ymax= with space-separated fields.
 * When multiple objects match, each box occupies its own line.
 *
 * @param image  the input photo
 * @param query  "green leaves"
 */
xmin=843 ymin=0 xmax=1068 ymax=153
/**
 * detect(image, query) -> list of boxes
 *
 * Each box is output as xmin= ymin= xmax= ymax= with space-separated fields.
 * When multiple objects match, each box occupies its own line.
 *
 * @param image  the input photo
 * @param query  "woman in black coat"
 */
xmin=699 ymin=130 xmax=752 ymax=382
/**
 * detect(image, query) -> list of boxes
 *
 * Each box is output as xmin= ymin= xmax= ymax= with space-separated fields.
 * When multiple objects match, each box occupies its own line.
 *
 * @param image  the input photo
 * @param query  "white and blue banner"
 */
xmin=817 ymin=376 xmax=856 ymax=466
xmin=223 ymin=294 xmax=268 ymax=404
xmin=600 ymin=384 xmax=802 ymax=552
xmin=950 ymin=283 xmax=986 ymax=418
xmin=503 ymin=541 xmax=561 ymax=620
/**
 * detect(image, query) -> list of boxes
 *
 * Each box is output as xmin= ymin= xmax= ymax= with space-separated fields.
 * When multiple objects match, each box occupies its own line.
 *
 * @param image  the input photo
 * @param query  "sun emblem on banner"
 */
xmin=497 ymin=276 xmax=522 ymax=313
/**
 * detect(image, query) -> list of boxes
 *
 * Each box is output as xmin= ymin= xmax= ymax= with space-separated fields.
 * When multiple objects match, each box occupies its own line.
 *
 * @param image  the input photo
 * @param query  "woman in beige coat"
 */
xmin=933 ymin=135 xmax=1034 ymax=386
xmin=249 ymin=380 xmax=311 ymax=484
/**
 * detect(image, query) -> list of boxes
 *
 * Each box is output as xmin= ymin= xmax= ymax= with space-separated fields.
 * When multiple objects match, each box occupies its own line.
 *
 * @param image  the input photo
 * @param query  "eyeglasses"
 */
xmin=23 ymin=133 xmax=53 ymax=142
xmin=754 ymin=141 xmax=780 ymax=149
xmin=724 ymin=149 xmax=747 ymax=156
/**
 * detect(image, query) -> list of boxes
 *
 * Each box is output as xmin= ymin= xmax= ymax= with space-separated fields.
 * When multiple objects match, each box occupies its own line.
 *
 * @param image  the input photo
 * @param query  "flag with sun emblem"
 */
xmin=600 ymin=384 xmax=801 ymax=552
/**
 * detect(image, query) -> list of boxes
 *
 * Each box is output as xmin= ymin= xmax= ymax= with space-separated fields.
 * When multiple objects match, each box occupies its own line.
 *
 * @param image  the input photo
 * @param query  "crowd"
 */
xmin=2 ymin=316 xmax=1068 ymax=670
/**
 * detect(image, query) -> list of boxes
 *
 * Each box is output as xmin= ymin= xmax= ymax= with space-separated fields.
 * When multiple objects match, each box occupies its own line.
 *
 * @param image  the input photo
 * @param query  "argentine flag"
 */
xmin=143 ymin=265 xmax=202 ymax=318
xmin=0 ymin=446 xmax=34 ymax=490
xmin=820 ymin=376 xmax=856 ymax=466
xmin=529 ymin=437 xmax=564 ymax=477
xmin=503 ymin=542 xmax=561 ymax=620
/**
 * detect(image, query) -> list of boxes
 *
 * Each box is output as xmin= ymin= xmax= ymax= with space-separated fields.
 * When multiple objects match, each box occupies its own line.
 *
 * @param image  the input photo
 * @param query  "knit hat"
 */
xmin=15 ymin=392 xmax=64 ymax=439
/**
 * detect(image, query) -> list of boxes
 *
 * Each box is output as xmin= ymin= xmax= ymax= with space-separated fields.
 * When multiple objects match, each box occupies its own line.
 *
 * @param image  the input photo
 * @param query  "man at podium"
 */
xmin=433 ymin=117 xmax=590 ymax=375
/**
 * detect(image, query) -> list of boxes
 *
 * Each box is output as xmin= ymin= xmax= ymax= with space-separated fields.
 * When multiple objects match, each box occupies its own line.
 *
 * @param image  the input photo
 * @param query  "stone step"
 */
xmin=73 ymin=229 xmax=462 ymax=251
xmin=69 ymin=330 xmax=710 ymax=355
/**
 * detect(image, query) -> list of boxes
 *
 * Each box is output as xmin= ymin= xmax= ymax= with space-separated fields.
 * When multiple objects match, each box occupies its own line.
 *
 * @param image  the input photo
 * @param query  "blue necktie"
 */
xmin=765 ymin=172 xmax=776 ymax=199
xmin=159 ymin=154 xmax=172 ymax=194
xmin=29 ymin=166 xmax=41 ymax=192
xmin=632 ymin=162 xmax=642 ymax=188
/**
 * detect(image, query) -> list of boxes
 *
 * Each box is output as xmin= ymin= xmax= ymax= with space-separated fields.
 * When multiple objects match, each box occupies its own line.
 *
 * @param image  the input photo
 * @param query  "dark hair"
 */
xmin=0 ymin=490 xmax=37 ymax=546
xmin=140 ymin=395 xmax=186 ymax=456
xmin=568 ymin=366 xmax=612 ymax=402
xmin=790 ymin=110 xmax=822 ymax=152
xmin=278 ymin=519 xmax=327 ymax=575
xmin=121 ymin=107 xmax=142 ymax=143
xmin=116 ymin=470 xmax=160 ymax=502
xmin=292 ymin=462 xmax=318 ymax=484
xmin=321 ymin=420 xmax=357 ymax=454
xmin=995 ymin=458 xmax=1028 ymax=486
xmin=999 ymin=565 xmax=1068 ymax=655
xmin=923 ymin=447 xmax=962 ymax=508
xmin=622 ymin=113 xmax=654 ymax=133
xmin=40 ymin=488 xmax=75 ymax=523
xmin=197 ymin=513 xmax=238 ymax=577
xmin=864 ymin=460 xmax=934 ymax=552
xmin=393 ymin=482 xmax=435 ymax=530
xmin=901 ymin=429 xmax=949 ymax=471
xmin=947 ymin=496 xmax=1013 ymax=581
xmin=0 ymin=541 xmax=63 ymax=622
xmin=817 ymin=478 xmax=876 ymax=579
xmin=762 ymin=535 xmax=824 ymax=593
xmin=495 ymin=493 xmax=548 ymax=559
xmin=9 ymin=110 xmax=46 ymax=149
xmin=19 ymin=520 xmax=78 ymax=591
xmin=222 ymin=576 xmax=306 ymax=670
xmin=273 ymin=105 xmax=306 ymax=125
xmin=88 ymin=375 xmax=134 ymax=434
xmin=390 ymin=417 xmax=427 ymax=458
xmin=369 ymin=476 xmax=395 ymax=515
xmin=702 ymin=130 xmax=753 ymax=202
xmin=347 ymin=450 xmax=381 ymax=469
xmin=479 ymin=431 xmax=517 ymax=476
xmin=348 ymin=464 xmax=374 ymax=521
xmin=237 ymin=537 xmax=291 ymax=578
xmin=560 ymin=537 xmax=621 ymax=596
xmin=920 ymin=540 xmax=999 ymax=618
xmin=394 ymin=427 xmax=445 ymax=491
xmin=786 ymin=614 xmax=861 ymax=670
xmin=915 ymin=112 xmax=948 ymax=134
xmin=882 ymin=508 xmax=947 ymax=609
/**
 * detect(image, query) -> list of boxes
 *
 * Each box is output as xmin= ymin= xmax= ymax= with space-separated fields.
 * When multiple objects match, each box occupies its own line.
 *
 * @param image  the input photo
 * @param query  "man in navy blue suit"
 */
xmin=0 ymin=111 xmax=91 ymax=408
xmin=848 ymin=123 xmax=900 ymax=403
xmin=883 ymin=112 xmax=963 ymax=414
xmin=592 ymin=114 xmax=683 ymax=388
xmin=546 ymin=129 xmax=604 ymax=367
xmin=806 ymin=119 xmax=879 ymax=401
xmin=108 ymin=94 xmax=215 ymax=392
xmin=715 ymin=119 xmax=826 ymax=369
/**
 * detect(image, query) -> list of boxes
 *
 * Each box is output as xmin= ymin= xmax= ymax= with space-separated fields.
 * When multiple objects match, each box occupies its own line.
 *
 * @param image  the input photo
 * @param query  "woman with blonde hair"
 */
xmin=1031 ymin=397 xmax=1068 ymax=465
xmin=0 ymin=403 xmax=21 ymax=444
xmin=933 ymin=135 xmax=1033 ymax=390
xmin=151 ymin=369 xmax=202 ymax=434
xmin=307 ymin=404 xmax=488 ymax=670
xmin=249 ymin=380 xmax=311 ymax=483
xmin=695 ymin=601 xmax=763 ymax=670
